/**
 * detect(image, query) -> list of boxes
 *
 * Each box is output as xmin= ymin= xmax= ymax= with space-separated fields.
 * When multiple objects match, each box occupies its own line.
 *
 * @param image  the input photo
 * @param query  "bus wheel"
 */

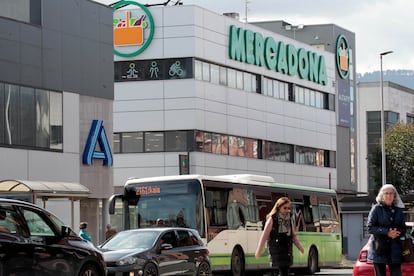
xmin=307 ymin=247 xmax=318 ymax=274
xmin=230 ymin=247 xmax=245 ymax=276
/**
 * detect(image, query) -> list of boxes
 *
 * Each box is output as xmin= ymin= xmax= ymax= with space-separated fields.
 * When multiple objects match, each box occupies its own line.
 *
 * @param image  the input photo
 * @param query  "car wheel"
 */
xmin=143 ymin=263 xmax=158 ymax=276
xmin=197 ymin=261 xmax=211 ymax=276
xmin=307 ymin=247 xmax=318 ymax=274
xmin=231 ymin=247 xmax=245 ymax=276
xmin=79 ymin=263 xmax=99 ymax=276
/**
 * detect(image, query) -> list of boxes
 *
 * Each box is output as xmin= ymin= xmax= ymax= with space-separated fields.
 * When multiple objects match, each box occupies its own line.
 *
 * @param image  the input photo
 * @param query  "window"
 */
xmin=202 ymin=62 xmax=210 ymax=82
xmin=407 ymin=113 xmax=414 ymax=124
xmin=145 ymin=132 xmax=164 ymax=152
xmin=227 ymin=69 xmax=236 ymax=88
xmin=113 ymin=133 xmax=121 ymax=153
xmin=210 ymin=64 xmax=219 ymax=84
xmin=122 ymin=132 xmax=143 ymax=153
xmin=0 ymin=0 xmax=41 ymax=25
xmin=194 ymin=60 xmax=202 ymax=80
xmin=0 ymin=82 xmax=62 ymax=150
xmin=22 ymin=208 xmax=55 ymax=236
xmin=165 ymin=131 xmax=187 ymax=152
xmin=219 ymin=66 xmax=227 ymax=86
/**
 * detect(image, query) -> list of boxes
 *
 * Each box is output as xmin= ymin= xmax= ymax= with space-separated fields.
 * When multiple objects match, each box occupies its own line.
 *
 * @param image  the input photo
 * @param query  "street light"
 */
xmin=284 ymin=24 xmax=304 ymax=40
xmin=380 ymin=50 xmax=393 ymax=186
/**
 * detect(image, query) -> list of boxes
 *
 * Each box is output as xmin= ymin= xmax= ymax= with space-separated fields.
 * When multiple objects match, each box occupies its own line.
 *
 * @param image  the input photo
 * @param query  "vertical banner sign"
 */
xmin=179 ymin=154 xmax=189 ymax=175
xmin=83 ymin=120 xmax=113 ymax=166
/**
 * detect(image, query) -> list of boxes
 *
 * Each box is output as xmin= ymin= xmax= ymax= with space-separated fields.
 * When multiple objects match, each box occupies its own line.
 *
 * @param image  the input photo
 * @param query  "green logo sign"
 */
xmin=113 ymin=1 xmax=155 ymax=57
xmin=336 ymin=34 xmax=350 ymax=79
xmin=228 ymin=25 xmax=327 ymax=86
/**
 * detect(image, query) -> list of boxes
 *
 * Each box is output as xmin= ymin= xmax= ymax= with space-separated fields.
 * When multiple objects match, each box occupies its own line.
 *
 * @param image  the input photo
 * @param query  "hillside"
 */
xmin=357 ymin=70 xmax=414 ymax=90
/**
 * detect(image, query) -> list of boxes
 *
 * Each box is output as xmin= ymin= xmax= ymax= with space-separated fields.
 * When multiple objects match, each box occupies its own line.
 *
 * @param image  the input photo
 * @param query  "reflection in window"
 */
xmin=165 ymin=131 xmax=187 ymax=152
xmin=0 ymin=0 xmax=41 ymax=25
xmin=145 ymin=132 xmax=164 ymax=152
xmin=227 ymin=69 xmax=236 ymax=88
xmin=122 ymin=132 xmax=143 ymax=153
xmin=0 ymin=82 xmax=62 ymax=150
xmin=113 ymin=133 xmax=121 ymax=153
xmin=49 ymin=92 xmax=62 ymax=150
xmin=210 ymin=64 xmax=219 ymax=84
xmin=203 ymin=132 xmax=212 ymax=153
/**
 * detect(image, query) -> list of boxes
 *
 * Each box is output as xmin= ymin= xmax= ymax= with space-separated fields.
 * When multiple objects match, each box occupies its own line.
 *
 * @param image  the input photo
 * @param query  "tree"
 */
xmin=370 ymin=122 xmax=414 ymax=195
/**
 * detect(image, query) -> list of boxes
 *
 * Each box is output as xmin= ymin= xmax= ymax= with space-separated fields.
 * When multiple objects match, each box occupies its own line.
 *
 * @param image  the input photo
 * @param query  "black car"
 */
xmin=0 ymin=198 xmax=106 ymax=275
xmin=98 ymin=227 xmax=211 ymax=276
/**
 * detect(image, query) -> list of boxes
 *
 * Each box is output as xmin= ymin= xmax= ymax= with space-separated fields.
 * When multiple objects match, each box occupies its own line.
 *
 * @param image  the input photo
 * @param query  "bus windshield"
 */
xmin=124 ymin=179 xmax=204 ymax=236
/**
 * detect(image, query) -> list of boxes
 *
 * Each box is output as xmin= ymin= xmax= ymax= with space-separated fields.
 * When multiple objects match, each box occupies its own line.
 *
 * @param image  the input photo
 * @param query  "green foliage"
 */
xmin=370 ymin=122 xmax=414 ymax=195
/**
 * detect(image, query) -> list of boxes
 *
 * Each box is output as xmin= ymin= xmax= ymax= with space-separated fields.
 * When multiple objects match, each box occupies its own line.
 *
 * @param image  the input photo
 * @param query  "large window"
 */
xmin=114 ymin=129 xmax=335 ymax=168
xmin=0 ymin=0 xmax=41 ymax=25
xmin=0 ymin=82 xmax=62 ymax=150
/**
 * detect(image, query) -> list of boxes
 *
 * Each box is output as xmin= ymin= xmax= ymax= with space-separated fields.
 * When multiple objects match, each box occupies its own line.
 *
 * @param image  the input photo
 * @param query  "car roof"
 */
xmin=0 ymin=197 xmax=40 ymax=208
xmin=0 ymin=198 xmax=59 ymax=217
xmin=119 ymin=227 xmax=200 ymax=236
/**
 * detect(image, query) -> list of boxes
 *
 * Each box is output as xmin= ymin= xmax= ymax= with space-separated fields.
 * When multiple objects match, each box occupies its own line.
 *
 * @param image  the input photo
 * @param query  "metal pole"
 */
xmin=380 ymin=50 xmax=393 ymax=186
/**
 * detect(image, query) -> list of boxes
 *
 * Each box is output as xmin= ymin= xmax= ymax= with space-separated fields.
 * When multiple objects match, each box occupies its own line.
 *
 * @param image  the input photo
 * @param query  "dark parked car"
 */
xmin=0 ymin=198 xmax=106 ymax=276
xmin=98 ymin=227 xmax=211 ymax=276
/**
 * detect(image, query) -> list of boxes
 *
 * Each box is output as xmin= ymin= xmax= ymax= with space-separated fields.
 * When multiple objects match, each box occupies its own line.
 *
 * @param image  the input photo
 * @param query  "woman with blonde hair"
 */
xmin=255 ymin=197 xmax=304 ymax=276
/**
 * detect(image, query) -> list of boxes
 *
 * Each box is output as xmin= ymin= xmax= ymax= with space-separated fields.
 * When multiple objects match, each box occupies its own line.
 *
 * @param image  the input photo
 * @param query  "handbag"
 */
xmin=401 ymin=236 xmax=414 ymax=262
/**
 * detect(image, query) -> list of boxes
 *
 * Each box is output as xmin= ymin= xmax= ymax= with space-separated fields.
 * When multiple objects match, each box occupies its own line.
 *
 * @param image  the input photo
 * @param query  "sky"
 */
xmin=98 ymin=0 xmax=414 ymax=74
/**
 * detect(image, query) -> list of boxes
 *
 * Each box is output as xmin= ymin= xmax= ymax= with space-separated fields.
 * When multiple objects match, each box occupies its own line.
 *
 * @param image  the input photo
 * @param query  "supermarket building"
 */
xmin=112 ymin=3 xmax=344 ymax=191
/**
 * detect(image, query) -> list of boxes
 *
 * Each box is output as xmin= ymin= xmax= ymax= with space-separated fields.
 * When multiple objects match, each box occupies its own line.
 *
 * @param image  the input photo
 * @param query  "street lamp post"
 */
xmin=380 ymin=50 xmax=393 ymax=186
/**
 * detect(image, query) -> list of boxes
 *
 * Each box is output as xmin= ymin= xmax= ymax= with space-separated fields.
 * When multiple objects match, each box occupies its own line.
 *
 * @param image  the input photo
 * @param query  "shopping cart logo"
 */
xmin=335 ymin=34 xmax=350 ymax=79
xmin=113 ymin=1 xmax=155 ymax=58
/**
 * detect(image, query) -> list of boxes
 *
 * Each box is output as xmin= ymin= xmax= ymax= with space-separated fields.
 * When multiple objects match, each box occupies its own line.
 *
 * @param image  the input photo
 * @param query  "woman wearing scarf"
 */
xmin=367 ymin=184 xmax=406 ymax=276
xmin=255 ymin=197 xmax=304 ymax=276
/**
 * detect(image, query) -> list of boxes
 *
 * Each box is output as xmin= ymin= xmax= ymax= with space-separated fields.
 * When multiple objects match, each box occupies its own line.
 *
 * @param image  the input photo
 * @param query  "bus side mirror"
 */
xmin=109 ymin=194 xmax=123 ymax=214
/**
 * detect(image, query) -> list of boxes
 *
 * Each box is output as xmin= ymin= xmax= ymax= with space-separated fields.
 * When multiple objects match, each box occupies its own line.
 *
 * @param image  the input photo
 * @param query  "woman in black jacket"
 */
xmin=255 ymin=197 xmax=304 ymax=276
xmin=367 ymin=184 xmax=406 ymax=276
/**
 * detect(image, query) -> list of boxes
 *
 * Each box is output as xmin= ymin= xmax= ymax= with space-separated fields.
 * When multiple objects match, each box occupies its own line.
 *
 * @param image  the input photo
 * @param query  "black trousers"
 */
xmin=373 ymin=263 xmax=402 ymax=276
xmin=272 ymin=266 xmax=290 ymax=276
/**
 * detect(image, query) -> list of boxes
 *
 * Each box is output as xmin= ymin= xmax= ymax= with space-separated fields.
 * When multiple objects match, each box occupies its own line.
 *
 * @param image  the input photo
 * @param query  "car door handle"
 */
xmin=34 ymin=247 xmax=47 ymax=252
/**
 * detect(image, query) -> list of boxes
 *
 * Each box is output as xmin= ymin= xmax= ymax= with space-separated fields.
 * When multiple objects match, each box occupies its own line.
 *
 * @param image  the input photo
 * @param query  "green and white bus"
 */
xmin=108 ymin=174 xmax=342 ymax=275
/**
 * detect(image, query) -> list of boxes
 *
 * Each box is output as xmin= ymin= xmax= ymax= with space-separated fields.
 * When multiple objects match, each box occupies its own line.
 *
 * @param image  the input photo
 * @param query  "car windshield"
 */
xmin=100 ymin=230 xmax=159 ymax=250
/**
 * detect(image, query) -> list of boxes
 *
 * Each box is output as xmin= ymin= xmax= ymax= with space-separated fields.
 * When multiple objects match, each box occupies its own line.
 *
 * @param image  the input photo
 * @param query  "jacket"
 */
xmin=367 ymin=202 xmax=406 ymax=264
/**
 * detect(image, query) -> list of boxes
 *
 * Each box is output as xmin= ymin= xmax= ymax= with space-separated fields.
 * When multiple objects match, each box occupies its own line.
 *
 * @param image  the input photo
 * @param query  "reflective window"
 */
xmin=227 ymin=69 xmax=236 ymax=88
xmin=210 ymin=64 xmax=219 ymax=84
xmin=122 ymin=132 xmax=143 ymax=153
xmin=165 ymin=131 xmax=187 ymax=152
xmin=0 ymin=83 xmax=61 ymax=150
xmin=219 ymin=66 xmax=227 ymax=86
xmin=49 ymin=92 xmax=62 ymax=150
xmin=194 ymin=60 xmax=202 ymax=80
xmin=113 ymin=133 xmax=121 ymax=153
xmin=202 ymin=62 xmax=210 ymax=82
xmin=22 ymin=208 xmax=55 ymax=236
xmin=145 ymin=132 xmax=164 ymax=152
xmin=0 ymin=0 xmax=41 ymax=25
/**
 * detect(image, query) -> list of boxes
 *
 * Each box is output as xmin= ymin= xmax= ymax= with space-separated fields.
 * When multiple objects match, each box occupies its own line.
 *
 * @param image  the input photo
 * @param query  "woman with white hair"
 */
xmin=367 ymin=184 xmax=406 ymax=276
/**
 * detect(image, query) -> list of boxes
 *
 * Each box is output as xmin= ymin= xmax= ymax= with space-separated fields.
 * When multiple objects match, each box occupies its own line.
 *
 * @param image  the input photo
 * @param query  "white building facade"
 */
xmin=112 ymin=4 xmax=338 ymax=191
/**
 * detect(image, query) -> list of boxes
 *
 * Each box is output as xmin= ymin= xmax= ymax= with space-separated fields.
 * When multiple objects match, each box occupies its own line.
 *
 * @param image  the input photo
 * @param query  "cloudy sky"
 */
xmin=99 ymin=0 xmax=413 ymax=74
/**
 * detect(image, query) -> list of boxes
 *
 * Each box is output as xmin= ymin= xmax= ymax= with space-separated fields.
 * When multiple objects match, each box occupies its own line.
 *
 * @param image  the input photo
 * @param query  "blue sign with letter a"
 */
xmin=83 ymin=120 xmax=113 ymax=166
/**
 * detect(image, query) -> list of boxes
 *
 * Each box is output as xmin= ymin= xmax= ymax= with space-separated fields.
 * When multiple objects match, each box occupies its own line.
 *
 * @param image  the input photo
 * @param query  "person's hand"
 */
xmin=255 ymin=251 xmax=261 ymax=259
xmin=388 ymin=228 xmax=401 ymax=239
xmin=299 ymin=247 xmax=305 ymax=255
